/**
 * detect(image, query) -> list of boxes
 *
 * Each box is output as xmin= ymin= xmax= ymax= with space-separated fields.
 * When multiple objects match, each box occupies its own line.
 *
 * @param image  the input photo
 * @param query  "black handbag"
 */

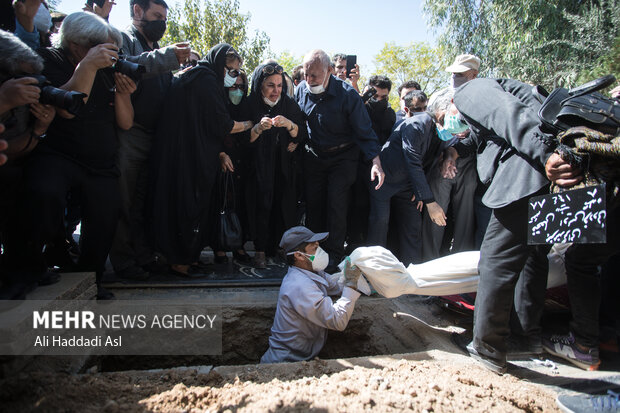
xmin=538 ymin=74 xmax=620 ymax=135
xmin=217 ymin=171 xmax=243 ymax=251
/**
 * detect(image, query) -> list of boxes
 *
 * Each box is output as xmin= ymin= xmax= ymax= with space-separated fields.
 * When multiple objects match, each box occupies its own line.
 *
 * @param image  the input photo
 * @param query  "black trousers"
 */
xmin=367 ymin=169 xmax=422 ymax=266
xmin=564 ymin=201 xmax=620 ymax=348
xmin=303 ymin=144 xmax=359 ymax=264
xmin=473 ymin=188 xmax=550 ymax=361
xmin=9 ymin=152 xmax=120 ymax=283
xmin=422 ymin=156 xmax=477 ymax=260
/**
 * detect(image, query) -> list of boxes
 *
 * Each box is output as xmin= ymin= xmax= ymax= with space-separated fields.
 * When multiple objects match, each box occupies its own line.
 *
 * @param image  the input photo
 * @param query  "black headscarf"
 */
xmin=200 ymin=43 xmax=238 ymax=84
xmin=250 ymin=62 xmax=288 ymax=98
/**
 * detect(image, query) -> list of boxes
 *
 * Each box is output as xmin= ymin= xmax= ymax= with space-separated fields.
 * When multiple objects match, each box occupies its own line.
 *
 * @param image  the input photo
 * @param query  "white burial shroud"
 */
xmin=338 ymin=245 xmax=567 ymax=298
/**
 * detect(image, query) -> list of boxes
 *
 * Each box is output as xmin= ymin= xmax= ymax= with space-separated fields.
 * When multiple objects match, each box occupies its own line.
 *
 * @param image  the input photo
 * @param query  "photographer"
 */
xmin=0 ymin=30 xmax=56 ymax=299
xmin=109 ymin=0 xmax=186 ymax=280
xmin=9 ymin=12 xmax=136 ymax=300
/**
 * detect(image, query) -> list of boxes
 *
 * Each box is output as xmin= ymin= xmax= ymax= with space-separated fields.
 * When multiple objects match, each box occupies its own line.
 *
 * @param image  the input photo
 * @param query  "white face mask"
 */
xmin=224 ymin=72 xmax=237 ymax=87
xmin=263 ymin=96 xmax=280 ymax=107
xmin=288 ymin=246 xmax=329 ymax=272
xmin=307 ymin=246 xmax=329 ymax=272
xmin=306 ymin=72 xmax=328 ymax=95
xmin=451 ymin=74 xmax=469 ymax=89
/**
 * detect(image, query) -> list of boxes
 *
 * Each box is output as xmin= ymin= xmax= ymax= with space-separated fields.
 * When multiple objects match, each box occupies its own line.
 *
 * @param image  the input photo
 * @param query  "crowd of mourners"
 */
xmin=0 ymin=0 xmax=619 ymax=376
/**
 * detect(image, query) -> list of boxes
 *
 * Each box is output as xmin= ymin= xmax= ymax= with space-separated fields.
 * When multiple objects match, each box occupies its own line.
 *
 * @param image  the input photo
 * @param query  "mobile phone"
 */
xmin=346 ymin=55 xmax=357 ymax=78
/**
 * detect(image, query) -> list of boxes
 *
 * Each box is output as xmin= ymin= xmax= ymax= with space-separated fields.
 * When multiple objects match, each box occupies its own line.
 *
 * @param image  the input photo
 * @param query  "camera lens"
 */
xmin=39 ymin=86 xmax=86 ymax=115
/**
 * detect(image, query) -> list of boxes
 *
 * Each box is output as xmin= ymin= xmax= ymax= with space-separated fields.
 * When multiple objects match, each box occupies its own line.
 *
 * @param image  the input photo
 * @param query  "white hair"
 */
xmin=427 ymin=88 xmax=454 ymax=118
xmin=52 ymin=12 xmax=122 ymax=49
xmin=0 ymin=30 xmax=44 ymax=74
xmin=303 ymin=49 xmax=330 ymax=70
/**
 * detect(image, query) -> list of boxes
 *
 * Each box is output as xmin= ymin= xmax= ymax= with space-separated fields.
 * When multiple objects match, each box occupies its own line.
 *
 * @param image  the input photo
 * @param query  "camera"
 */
xmin=17 ymin=74 xmax=87 ymax=115
xmin=112 ymin=52 xmax=146 ymax=82
xmin=361 ymin=86 xmax=377 ymax=103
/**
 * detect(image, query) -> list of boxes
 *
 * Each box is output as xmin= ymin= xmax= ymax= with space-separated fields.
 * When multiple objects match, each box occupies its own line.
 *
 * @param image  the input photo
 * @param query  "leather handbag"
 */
xmin=538 ymin=74 xmax=620 ymax=135
xmin=217 ymin=171 xmax=243 ymax=251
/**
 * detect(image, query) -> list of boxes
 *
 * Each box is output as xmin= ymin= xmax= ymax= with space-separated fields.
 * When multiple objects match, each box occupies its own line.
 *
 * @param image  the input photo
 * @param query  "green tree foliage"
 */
xmin=161 ymin=0 xmax=270 ymax=75
xmin=275 ymin=50 xmax=302 ymax=75
xmin=373 ymin=42 xmax=450 ymax=110
xmin=423 ymin=0 xmax=620 ymax=88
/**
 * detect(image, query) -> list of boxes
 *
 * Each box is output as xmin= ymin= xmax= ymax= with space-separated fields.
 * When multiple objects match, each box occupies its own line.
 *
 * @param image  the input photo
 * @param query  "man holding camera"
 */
xmin=8 ymin=12 xmax=136 ymax=300
xmin=0 ymin=30 xmax=56 ymax=299
xmin=297 ymin=49 xmax=384 ymax=273
xmin=108 ymin=0 xmax=189 ymax=280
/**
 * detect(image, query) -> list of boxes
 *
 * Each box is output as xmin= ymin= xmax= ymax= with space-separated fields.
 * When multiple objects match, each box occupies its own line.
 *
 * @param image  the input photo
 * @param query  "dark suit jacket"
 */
xmin=453 ymin=78 xmax=556 ymax=209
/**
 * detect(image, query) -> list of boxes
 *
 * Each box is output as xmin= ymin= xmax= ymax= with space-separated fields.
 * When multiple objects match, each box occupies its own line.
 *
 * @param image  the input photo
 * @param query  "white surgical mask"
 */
xmin=451 ymin=74 xmax=468 ymax=89
xmin=287 ymin=246 xmax=329 ymax=272
xmin=263 ymin=96 xmax=280 ymax=107
xmin=224 ymin=72 xmax=237 ymax=87
xmin=306 ymin=73 xmax=328 ymax=95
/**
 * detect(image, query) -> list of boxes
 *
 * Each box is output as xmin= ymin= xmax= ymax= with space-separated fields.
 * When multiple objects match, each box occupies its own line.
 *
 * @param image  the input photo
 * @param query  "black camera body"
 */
xmin=17 ymin=74 xmax=87 ymax=115
xmin=113 ymin=52 xmax=146 ymax=82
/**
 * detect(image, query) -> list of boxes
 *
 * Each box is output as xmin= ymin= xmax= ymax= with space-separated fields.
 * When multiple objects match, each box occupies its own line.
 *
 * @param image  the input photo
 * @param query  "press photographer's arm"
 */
xmin=53 ymin=42 xmax=119 ymax=119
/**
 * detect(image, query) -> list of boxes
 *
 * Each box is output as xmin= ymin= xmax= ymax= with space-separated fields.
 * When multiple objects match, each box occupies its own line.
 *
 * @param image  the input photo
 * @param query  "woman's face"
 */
xmin=224 ymin=57 xmax=241 ymax=78
xmin=227 ymin=75 xmax=245 ymax=91
xmin=261 ymin=74 xmax=282 ymax=102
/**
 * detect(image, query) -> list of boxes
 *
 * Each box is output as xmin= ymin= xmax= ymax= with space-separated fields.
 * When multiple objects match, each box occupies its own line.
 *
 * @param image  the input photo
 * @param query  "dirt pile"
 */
xmin=1 ymin=352 xmax=559 ymax=412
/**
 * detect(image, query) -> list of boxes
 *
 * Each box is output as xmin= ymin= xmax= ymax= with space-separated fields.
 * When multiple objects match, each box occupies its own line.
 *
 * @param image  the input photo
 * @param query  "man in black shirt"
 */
xmin=296 ymin=49 xmax=384 ymax=271
xmin=108 ymin=0 xmax=188 ymax=280
xmin=367 ymin=90 xmax=450 ymax=265
xmin=347 ymin=75 xmax=396 ymax=252
xmin=15 ymin=12 xmax=134 ymax=299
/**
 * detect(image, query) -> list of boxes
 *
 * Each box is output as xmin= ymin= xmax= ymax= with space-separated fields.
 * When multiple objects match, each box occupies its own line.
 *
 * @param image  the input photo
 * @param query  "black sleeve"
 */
xmin=38 ymin=48 xmax=73 ymax=88
xmin=285 ymin=97 xmax=307 ymax=145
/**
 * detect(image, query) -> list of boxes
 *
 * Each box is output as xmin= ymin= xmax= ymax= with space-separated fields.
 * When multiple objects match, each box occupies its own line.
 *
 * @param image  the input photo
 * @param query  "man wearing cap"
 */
xmin=261 ymin=226 xmax=362 ymax=364
xmin=445 ymin=54 xmax=480 ymax=89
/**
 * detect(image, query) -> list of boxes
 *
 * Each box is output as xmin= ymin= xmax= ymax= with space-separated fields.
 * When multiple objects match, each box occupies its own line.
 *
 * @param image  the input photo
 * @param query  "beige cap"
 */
xmin=445 ymin=54 xmax=481 ymax=73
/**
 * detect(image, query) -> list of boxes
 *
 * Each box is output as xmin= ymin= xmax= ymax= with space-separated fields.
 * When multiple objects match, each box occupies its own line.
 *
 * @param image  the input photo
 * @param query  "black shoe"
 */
xmin=233 ymin=250 xmax=252 ymax=264
xmin=466 ymin=342 xmax=507 ymax=375
xmin=96 ymin=285 xmax=115 ymax=300
xmin=170 ymin=264 xmax=208 ymax=279
xmin=214 ymin=254 xmax=229 ymax=264
xmin=37 ymin=271 xmax=61 ymax=286
xmin=0 ymin=282 xmax=36 ymax=300
xmin=142 ymin=259 xmax=168 ymax=274
xmin=115 ymin=265 xmax=149 ymax=281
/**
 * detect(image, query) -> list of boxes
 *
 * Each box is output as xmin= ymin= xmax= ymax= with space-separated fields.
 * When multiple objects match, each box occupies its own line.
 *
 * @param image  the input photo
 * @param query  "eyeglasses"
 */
xmin=262 ymin=65 xmax=283 ymax=75
xmin=226 ymin=67 xmax=240 ymax=78
xmin=228 ymin=84 xmax=245 ymax=90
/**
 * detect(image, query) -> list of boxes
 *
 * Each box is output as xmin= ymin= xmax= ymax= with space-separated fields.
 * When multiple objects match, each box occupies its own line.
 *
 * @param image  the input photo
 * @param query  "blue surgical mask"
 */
xmin=436 ymin=127 xmax=454 ymax=142
xmin=229 ymin=89 xmax=243 ymax=105
xmin=444 ymin=114 xmax=469 ymax=134
xmin=224 ymin=72 xmax=237 ymax=87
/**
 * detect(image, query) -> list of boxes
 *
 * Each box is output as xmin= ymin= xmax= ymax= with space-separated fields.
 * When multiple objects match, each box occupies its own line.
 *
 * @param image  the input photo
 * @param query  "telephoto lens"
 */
xmin=113 ymin=53 xmax=146 ymax=82
xmin=18 ymin=74 xmax=87 ymax=115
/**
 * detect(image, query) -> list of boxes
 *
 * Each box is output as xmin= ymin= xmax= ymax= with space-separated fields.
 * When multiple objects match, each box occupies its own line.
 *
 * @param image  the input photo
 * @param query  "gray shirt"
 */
xmin=261 ymin=266 xmax=361 ymax=364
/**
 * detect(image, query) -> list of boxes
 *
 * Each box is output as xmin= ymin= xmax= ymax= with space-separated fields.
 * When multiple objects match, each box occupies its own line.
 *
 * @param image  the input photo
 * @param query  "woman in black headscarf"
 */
xmin=148 ymin=43 xmax=254 ymax=276
xmin=246 ymin=62 xmax=307 ymax=268
xmin=213 ymin=69 xmax=253 ymax=264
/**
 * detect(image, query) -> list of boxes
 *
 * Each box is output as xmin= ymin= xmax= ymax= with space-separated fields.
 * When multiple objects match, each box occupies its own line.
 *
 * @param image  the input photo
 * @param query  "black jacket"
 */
xmin=453 ymin=78 xmax=556 ymax=209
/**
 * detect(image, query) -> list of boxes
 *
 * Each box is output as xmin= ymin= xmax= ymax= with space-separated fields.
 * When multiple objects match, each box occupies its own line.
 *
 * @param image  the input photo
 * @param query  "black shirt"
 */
xmin=295 ymin=76 xmax=381 ymax=160
xmin=38 ymin=47 xmax=118 ymax=175
xmin=127 ymin=28 xmax=172 ymax=132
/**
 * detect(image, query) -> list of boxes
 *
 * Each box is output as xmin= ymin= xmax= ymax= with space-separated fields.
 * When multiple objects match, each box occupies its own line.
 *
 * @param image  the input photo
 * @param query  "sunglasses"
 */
xmin=228 ymin=84 xmax=245 ymax=90
xmin=262 ymin=65 xmax=283 ymax=75
xmin=411 ymin=105 xmax=427 ymax=112
xmin=226 ymin=67 xmax=240 ymax=78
